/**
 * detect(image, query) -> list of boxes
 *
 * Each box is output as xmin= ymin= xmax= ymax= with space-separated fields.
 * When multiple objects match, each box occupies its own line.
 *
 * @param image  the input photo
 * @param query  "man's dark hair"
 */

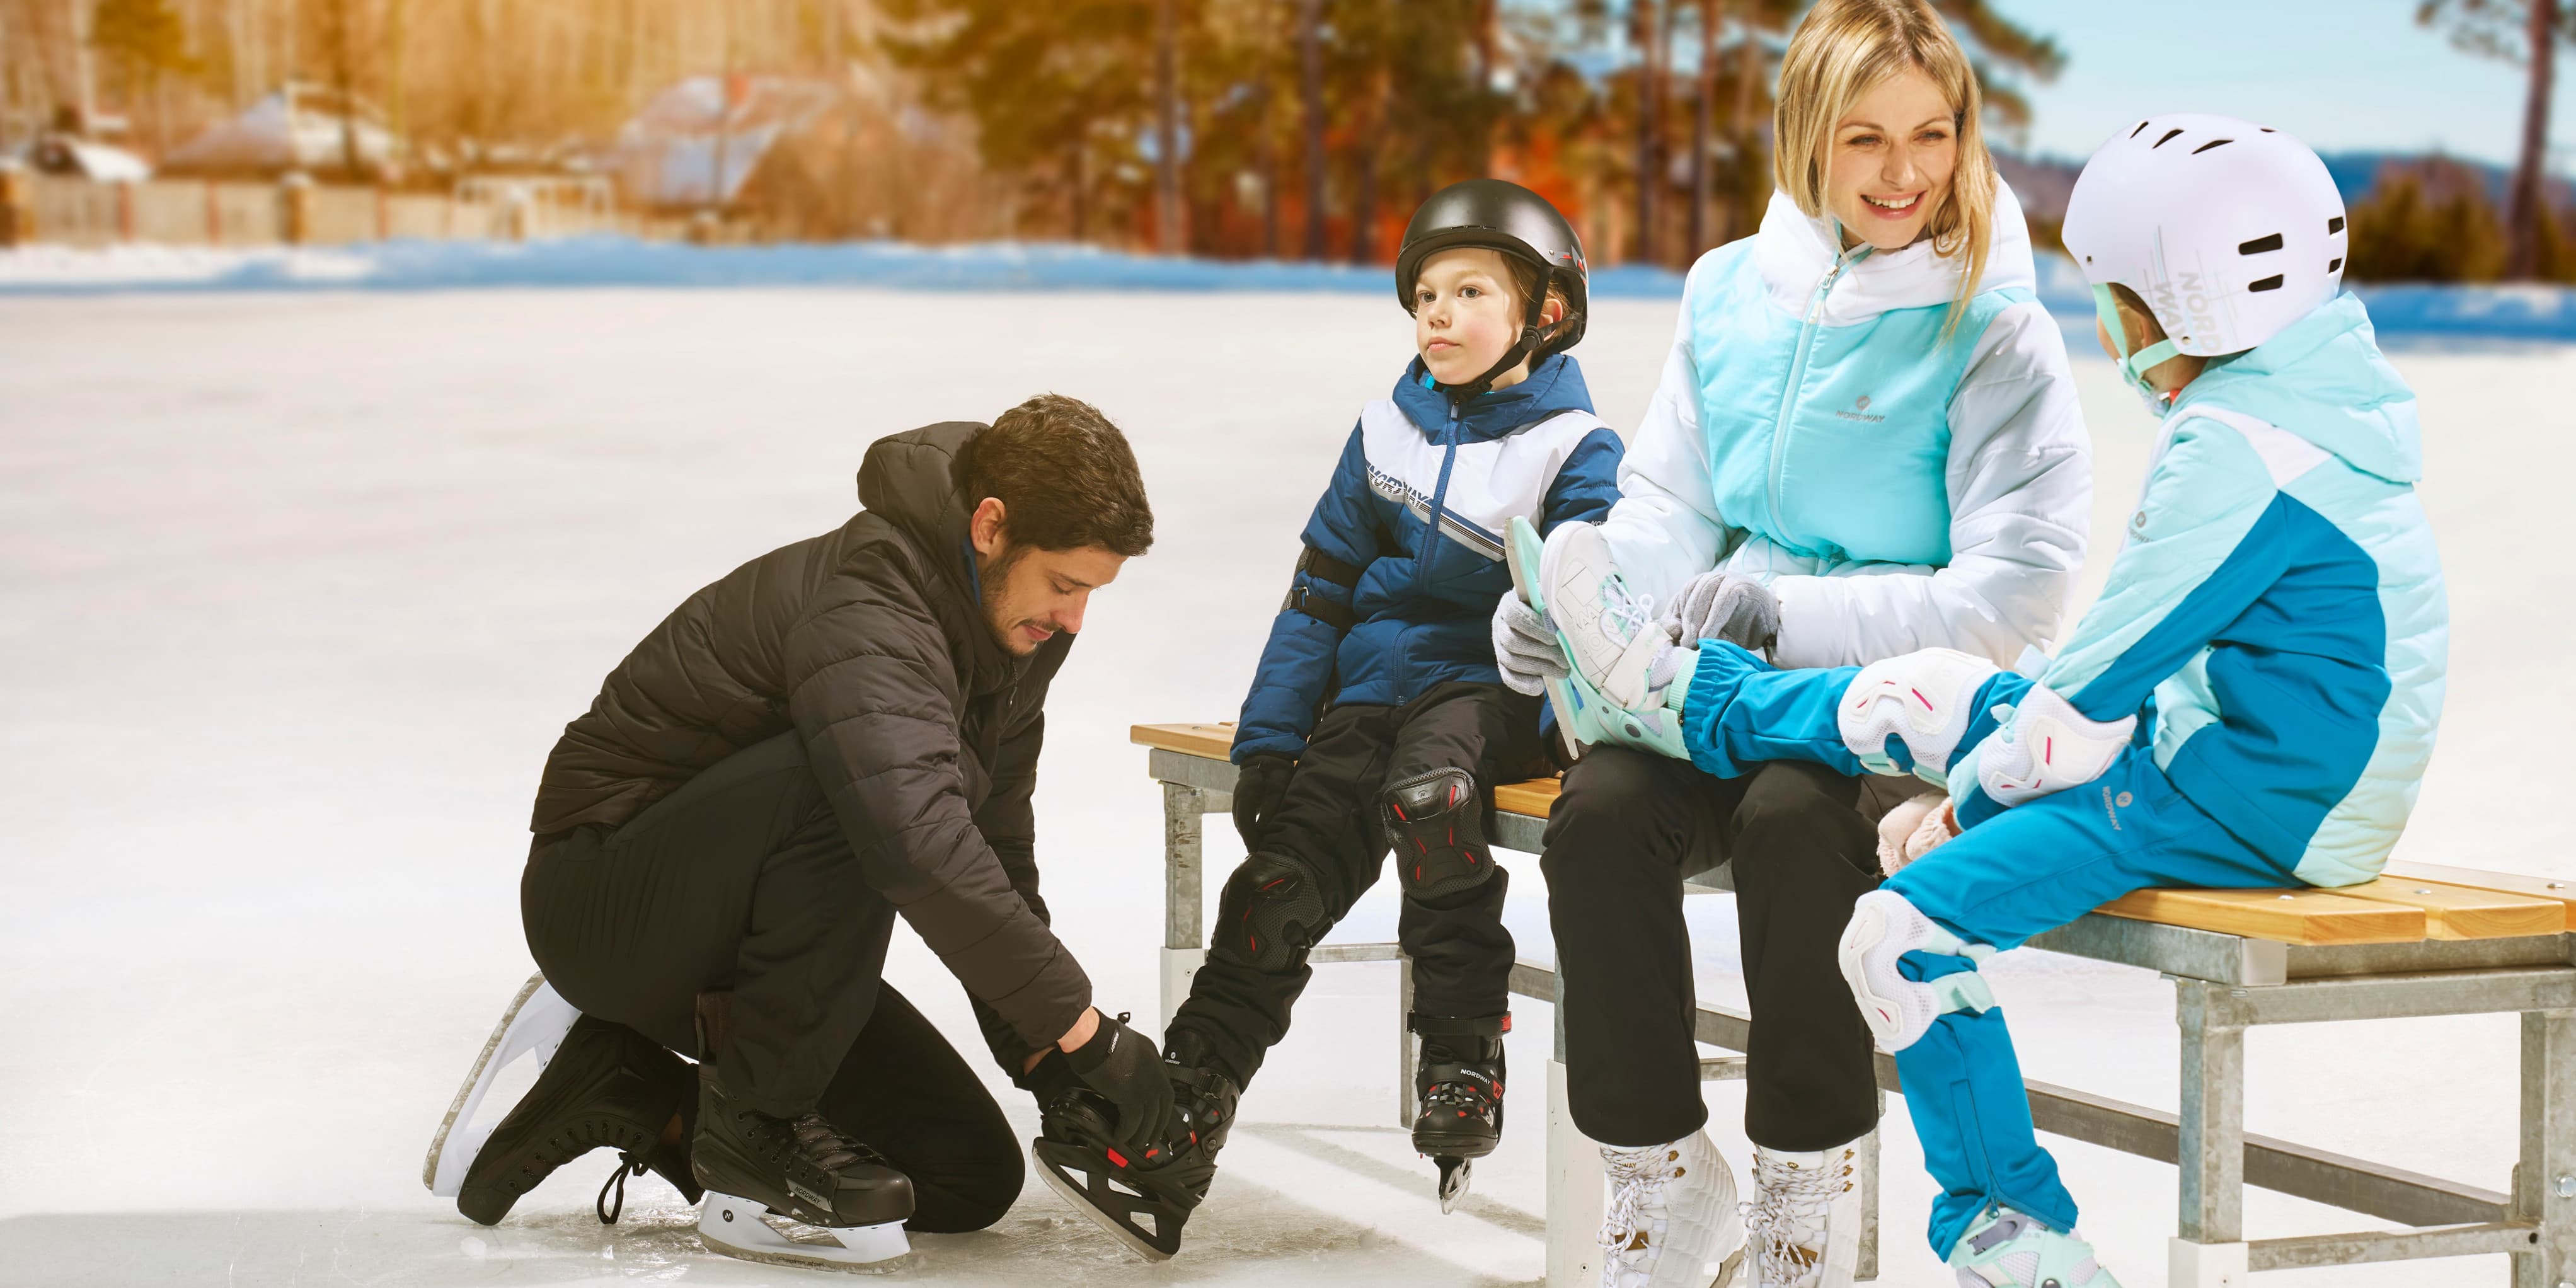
xmin=957 ymin=393 xmax=1154 ymax=556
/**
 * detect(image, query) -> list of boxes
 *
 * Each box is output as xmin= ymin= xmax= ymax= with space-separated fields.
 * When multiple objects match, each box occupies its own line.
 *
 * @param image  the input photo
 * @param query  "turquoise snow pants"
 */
xmin=1673 ymin=643 xmax=2301 ymax=1256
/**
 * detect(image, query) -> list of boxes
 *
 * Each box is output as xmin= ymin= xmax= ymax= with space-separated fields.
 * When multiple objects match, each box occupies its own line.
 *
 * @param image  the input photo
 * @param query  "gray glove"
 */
xmin=1492 ymin=591 xmax=1567 ymax=696
xmin=1661 ymin=572 xmax=1782 ymax=656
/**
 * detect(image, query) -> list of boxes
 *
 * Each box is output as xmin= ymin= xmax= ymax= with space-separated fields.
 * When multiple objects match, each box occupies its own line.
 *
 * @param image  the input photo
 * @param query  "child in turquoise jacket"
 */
xmin=1530 ymin=115 xmax=2447 ymax=1288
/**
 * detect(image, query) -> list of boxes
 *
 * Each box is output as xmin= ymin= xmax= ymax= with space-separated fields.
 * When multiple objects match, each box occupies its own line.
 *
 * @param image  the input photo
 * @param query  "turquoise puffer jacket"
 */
xmin=2008 ymin=294 xmax=2448 ymax=886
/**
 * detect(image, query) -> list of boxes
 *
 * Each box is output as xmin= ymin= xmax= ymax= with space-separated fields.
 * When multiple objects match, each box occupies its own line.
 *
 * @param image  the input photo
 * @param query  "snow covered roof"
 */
xmin=606 ymin=76 xmax=840 ymax=207
xmin=163 ymin=88 xmax=398 ymax=176
xmin=27 ymin=136 xmax=151 ymax=181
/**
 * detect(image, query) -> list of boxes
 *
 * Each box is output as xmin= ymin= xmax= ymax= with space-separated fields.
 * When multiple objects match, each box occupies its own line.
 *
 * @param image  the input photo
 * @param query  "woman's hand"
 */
xmin=1493 ymin=592 xmax=1568 ymax=695
xmin=1661 ymin=572 xmax=1781 ymax=656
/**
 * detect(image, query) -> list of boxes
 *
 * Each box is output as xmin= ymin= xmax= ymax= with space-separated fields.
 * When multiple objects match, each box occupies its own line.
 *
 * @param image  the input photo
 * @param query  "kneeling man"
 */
xmin=451 ymin=395 xmax=1174 ymax=1258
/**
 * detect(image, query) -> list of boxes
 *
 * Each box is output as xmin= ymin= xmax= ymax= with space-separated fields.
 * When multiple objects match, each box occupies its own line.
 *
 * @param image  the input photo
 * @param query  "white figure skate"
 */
xmin=423 ymin=972 xmax=580 ymax=1197
xmin=1745 ymin=1142 xmax=1863 ymax=1287
xmin=1598 ymin=1129 xmax=1746 ymax=1287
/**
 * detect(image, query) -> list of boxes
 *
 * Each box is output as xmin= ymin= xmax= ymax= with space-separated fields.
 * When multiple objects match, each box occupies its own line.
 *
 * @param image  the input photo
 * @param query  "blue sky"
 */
xmin=1982 ymin=1 xmax=2573 ymax=170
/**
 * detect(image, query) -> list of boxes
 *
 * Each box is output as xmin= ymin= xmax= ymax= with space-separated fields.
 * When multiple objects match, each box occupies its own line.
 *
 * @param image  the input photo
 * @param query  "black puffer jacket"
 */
xmin=532 ymin=422 xmax=1088 ymax=1059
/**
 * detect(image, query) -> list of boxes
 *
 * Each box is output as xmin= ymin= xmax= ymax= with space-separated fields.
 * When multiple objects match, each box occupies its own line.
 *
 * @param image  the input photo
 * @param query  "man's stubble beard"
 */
xmin=978 ymin=543 xmax=1034 ymax=655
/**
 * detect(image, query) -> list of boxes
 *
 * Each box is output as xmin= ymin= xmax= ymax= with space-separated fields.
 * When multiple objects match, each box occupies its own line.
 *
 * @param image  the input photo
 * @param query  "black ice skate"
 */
xmin=1410 ymin=1013 xmax=1507 ymax=1214
xmin=690 ymin=1068 xmax=916 ymax=1270
xmin=455 ymin=1013 xmax=702 ymax=1226
xmin=1032 ymin=1029 xmax=1240 ymax=1262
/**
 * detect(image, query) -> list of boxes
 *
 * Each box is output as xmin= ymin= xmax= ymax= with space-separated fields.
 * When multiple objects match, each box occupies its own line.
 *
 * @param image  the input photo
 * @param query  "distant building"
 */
xmin=161 ymin=85 xmax=399 ymax=180
xmin=604 ymin=76 xmax=839 ymax=212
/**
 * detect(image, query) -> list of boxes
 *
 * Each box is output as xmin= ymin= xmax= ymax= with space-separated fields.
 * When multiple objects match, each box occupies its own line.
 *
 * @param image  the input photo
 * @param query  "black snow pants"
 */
xmin=1168 ymin=681 xmax=1551 ymax=1088
xmin=520 ymin=732 xmax=1023 ymax=1233
xmin=1541 ymin=747 xmax=1913 ymax=1153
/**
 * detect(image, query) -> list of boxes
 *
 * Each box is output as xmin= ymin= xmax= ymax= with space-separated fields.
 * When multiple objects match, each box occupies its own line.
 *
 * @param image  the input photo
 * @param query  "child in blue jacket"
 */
xmin=1161 ymin=181 xmax=1623 ymax=1207
xmin=1536 ymin=118 xmax=2446 ymax=1287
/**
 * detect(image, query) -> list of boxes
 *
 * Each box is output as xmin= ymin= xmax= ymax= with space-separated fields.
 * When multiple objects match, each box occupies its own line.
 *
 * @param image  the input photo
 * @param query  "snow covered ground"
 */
xmin=1 ymin=282 xmax=2570 ymax=1287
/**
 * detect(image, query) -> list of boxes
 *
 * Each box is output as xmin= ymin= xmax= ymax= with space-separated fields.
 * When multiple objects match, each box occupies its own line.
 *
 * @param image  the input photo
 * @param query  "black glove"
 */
xmin=1230 ymin=753 xmax=1296 ymax=851
xmin=1063 ymin=1010 xmax=1178 ymax=1149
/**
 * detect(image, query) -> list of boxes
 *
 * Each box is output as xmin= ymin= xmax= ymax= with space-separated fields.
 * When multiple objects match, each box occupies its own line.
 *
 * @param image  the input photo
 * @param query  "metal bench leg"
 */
xmin=2171 ymin=980 xmax=2250 ymax=1288
xmin=1397 ymin=952 xmax=1417 ymax=1130
xmin=1159 ymin=782 xmax=1210 ymax=1033
xmin=1547 ymin=1004 xmax=1606 ymax=1288
xmin=2514 ymin=1008 xmax=2576 ymax=1288
xmin=1858 ymin=1091 xmax=1883 ymax=1280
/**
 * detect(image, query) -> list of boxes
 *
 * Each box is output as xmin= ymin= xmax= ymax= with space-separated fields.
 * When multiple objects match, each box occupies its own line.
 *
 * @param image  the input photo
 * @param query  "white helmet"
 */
xmin=2061 ymin=113 xmax=2348 ymax=389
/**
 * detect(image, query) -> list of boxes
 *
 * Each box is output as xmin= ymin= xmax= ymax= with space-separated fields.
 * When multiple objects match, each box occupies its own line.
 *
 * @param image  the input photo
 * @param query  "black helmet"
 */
xmin=1394 ymin=178 xmax=1589 ymax=399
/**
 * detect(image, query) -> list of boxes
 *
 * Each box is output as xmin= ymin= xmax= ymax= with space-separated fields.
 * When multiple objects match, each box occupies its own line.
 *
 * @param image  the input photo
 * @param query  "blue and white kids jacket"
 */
xmin=1232 ymin=353 xmax=1624 ymax=763
xmin=1961 ymin=294 xmax=2448 ymax=887
xmin=1601 ymin=184 xmax=2091 ymax=670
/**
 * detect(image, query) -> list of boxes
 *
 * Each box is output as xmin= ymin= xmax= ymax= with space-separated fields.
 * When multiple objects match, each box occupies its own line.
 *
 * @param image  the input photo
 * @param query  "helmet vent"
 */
xmin=2328 ymin=216 xmax=2346 ymax=234
xmin=2330 ymin=257 xmax=2345 ymax=273
xmin=2192 ymin=138 xmax=2235 ymax=155
xmin=2248 ymin=275 xmax=2286 ymax=292
xmin=2238 ymin=233 xmax=2284 ymax=255
xmin=2130 ymin=120 xmax=2151 ymax=139
xmin=2260 ymin=127 xmax=2277 ymax=133
xmin=2153 ymin=129 xmax=2186 ymax=149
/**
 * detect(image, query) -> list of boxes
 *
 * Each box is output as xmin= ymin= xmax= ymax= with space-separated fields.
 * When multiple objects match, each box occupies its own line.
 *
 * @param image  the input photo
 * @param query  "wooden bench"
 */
xmin=1134 ymin=722 xmax=2576 ymax=1287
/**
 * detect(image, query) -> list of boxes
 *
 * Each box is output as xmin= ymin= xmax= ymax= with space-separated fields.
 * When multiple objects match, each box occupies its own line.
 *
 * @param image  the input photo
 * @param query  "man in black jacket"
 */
xmin=454 ymin=395 xmax=1173 ymax=1251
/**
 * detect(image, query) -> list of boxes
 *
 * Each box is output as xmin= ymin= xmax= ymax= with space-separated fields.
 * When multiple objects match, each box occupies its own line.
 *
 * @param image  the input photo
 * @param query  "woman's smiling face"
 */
xmin=1824 ymin=66 xmax=1959 ymax=253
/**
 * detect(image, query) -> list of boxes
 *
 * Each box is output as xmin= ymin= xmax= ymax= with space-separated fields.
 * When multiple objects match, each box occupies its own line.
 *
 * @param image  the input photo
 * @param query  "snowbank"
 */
xmin=4 ymin=235 xmax=2570 ymax=343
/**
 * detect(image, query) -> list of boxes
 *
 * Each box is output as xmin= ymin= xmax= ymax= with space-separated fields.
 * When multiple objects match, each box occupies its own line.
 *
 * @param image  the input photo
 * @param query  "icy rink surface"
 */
xmin=1 ymin=288 xmax=2570 ymax=1287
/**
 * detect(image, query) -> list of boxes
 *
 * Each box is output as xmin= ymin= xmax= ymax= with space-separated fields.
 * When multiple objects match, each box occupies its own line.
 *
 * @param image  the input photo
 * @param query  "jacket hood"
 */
xmin=1754 ymin=180 xmax=2037 ymax=325
xmin=856 ymin=421 xmax=982 ymax=587
xmin=2172 ymin=293 xmax=2422 ymax=484
xmin=1392 ymin=352 xmax=1597 ymax=440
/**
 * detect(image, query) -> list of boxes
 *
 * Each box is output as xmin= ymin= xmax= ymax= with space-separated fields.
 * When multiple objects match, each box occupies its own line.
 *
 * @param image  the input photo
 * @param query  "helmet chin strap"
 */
xmin=1437 ymin=269 xmax=1555 ymax=404
xmin=2091 ymin=285 xmax=2184 ymax=405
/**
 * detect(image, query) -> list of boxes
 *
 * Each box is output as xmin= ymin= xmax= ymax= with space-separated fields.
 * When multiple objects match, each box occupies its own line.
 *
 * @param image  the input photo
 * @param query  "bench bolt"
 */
xmin=2558 ymin=1173 xmax=2576 ymax=1199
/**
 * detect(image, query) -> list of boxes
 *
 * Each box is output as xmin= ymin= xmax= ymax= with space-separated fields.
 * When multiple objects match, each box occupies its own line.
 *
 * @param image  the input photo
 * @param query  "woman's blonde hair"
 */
xmin=1773 ymin=0 xmax=1999 ymax=331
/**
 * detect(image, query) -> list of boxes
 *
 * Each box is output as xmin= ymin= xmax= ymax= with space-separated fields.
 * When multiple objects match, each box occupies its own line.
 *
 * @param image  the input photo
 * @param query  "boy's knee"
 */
xmin=1382 ymin=768 xmax=1500 ymax=900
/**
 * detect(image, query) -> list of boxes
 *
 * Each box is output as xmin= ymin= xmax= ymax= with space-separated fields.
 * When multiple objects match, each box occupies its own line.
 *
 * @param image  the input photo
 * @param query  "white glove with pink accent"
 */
xmin=1975 ymin=681 xmax=2137 ymax=807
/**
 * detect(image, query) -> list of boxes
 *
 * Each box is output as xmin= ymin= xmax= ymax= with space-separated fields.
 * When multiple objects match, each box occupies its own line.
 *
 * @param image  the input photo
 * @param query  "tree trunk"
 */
xmin=1348 ymin=67 xmax=1386 ymax=265
xmin=1154 ymin=0 xmax=1182 ymax=253
xmin=1472 ymin=0 xmax=1496 ymax=171
xmin=1633 ymin=0 xmax=1664 ymax=266
xmin=1735 ymin=20 xmax=1762 ymax=236
xmin=1689 ymin=0 xmax=1720 ymax=255
xmin=1256 ymin=71 xmax=1279 ymax=257
xmin=1068 ymin=140 xmax=1087 ymax=243
xmin=1299 ymin=0 xmax=1326 ymax=260
xmin=2507 ymin=0 xmax=2559 ymax=279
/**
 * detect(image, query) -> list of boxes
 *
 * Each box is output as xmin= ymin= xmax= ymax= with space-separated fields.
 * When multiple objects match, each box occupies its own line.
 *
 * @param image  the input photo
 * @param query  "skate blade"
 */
xmin=697 ymin=1192 xmax=908 ymax=1271
xmin=1507 ymin=515 xmax=1585 ymax=762
xmin=1710 ymin=1244 xmax=1744 ymax=1287
xmin=1032 ymin=1139 xmax=1182 ymax=1262
xmin=1434 ymin=1157 xmax=1471 ymax=1215
xmin=423 ymin=972 xmax=580 ymax=1196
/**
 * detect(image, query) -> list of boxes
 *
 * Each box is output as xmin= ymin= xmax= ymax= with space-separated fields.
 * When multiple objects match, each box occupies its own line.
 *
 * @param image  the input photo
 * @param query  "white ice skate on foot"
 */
xmin=1837 ymin=890 xmax=1995 ymax=1052
xmin=698 ymin=1191 xmax=909 ymax=1272
xmin=422 ymin=972 xmax=580 ymax=1197
xmin=1508 ymin=517 xmax=1688 ymax=759
xmin=1540 ymin=520 xmax=1667 ymax=711
xmin=1947 ymin=1207 xmax=2119 ymax=1287
xmin=1598 ymin=1130 xmax=1745 ymax=1288
xmin=1745 ymin=1142 xmax=1862 ymax=1287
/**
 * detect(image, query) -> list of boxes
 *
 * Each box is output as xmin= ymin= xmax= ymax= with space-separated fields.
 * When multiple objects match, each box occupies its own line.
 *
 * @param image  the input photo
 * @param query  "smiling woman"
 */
xmin=1773 ymin=0 xmax=2001 ymax=327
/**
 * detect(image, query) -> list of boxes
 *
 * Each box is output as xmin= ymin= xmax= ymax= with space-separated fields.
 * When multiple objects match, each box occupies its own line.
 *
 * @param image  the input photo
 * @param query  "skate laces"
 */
xmin=1597 ymin=1144 xmax=1679 ymax=1264
xmin=788 ymin=1112 xmax=888 ymax=1172
xmin=594 ymin=1153 xmax=648 ymax=1224
xmin=1747 ymin=1150 xmax=1850 ymax=1282
xmin=1597 ymin=575 xmax=1655 ymax=646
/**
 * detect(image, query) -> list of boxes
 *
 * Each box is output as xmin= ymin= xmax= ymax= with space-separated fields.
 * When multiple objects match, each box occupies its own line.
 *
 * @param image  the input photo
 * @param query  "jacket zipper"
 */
xmin=1765 ymin=243 xmax=1869 ymax=549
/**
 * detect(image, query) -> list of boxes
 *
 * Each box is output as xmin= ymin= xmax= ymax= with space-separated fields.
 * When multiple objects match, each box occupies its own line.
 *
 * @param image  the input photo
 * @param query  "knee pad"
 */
xmin=1975 ymin=681 xmax=2137 ymax=807
xmin=1381 ymin=768 xmax=1498 ymax=901
xmin=1210 ymin=851 xmax=1331 ymax=974
xmin=1838 ymin=648 xmax=2001 ymax=783
xmin=1836 ymin=889 xmax=1996 ymax=1052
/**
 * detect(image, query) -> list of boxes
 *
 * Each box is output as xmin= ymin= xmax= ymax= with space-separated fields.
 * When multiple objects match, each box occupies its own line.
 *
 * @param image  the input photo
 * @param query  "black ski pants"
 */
xmin=520 ymin=732 xmax=1023 ymax=1232
xmin=1542 ymin=748 xmax=1907 ymax=1153
xmin=1170 ymin=681 xmax=1550 ymax=1088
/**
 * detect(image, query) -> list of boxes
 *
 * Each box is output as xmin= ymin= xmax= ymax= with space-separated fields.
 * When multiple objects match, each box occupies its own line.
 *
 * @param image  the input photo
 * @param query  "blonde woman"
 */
xmin=1491 ymin=2 xmax=2090 ymax=1284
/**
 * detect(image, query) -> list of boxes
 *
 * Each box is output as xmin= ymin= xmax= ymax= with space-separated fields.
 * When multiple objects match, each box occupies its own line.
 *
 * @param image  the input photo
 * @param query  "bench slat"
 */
xmin=1134 ymin=722 xmax=1568 ymax=810
xmin=2096 ymin=888 xmax=2426 ymax=946
xmin=2325 ymin=877 xmax=2564 ymax=941
xmin=2386 ymin=862 xmax=2576 ymax=932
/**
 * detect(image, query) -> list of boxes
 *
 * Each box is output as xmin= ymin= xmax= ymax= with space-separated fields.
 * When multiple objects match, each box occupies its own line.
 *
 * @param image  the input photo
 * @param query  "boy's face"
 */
xmin=1412 ymin=248 xmax=1559 ymax=391
xmin=1826 ymin=67 xmax=1958 ymax=253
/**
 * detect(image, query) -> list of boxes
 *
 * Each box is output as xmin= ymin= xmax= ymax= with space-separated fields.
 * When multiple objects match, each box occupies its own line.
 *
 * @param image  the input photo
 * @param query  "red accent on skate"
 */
xmin=1146 ymin=1147 xmax=1160 ymax=1159
xmin=1500 ymin=1016 xmax=1512 ymax=1032
xmin=1105 ymin=1147 xmax=1129 ymax=1168
xmin=1190 ymin=1132 xmax=1199 ymax=1145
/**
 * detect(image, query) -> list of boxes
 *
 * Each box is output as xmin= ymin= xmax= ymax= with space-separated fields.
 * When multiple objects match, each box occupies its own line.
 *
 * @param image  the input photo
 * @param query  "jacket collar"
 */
xmin=1391 ymin=352 xmax=1596 ymax=440
xmin=1754 ymin=180 xmax=2038 ymax=326
xmin=854 ymin=422 xmax=1030 ymax=695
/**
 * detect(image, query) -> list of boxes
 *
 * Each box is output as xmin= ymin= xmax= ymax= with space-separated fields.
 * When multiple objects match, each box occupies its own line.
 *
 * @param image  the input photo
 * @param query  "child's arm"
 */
xmin=1951 ymin=412 xmax=2300 ymax=824
xmin=1232 ymin=427 xmax=1383 ymax=765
